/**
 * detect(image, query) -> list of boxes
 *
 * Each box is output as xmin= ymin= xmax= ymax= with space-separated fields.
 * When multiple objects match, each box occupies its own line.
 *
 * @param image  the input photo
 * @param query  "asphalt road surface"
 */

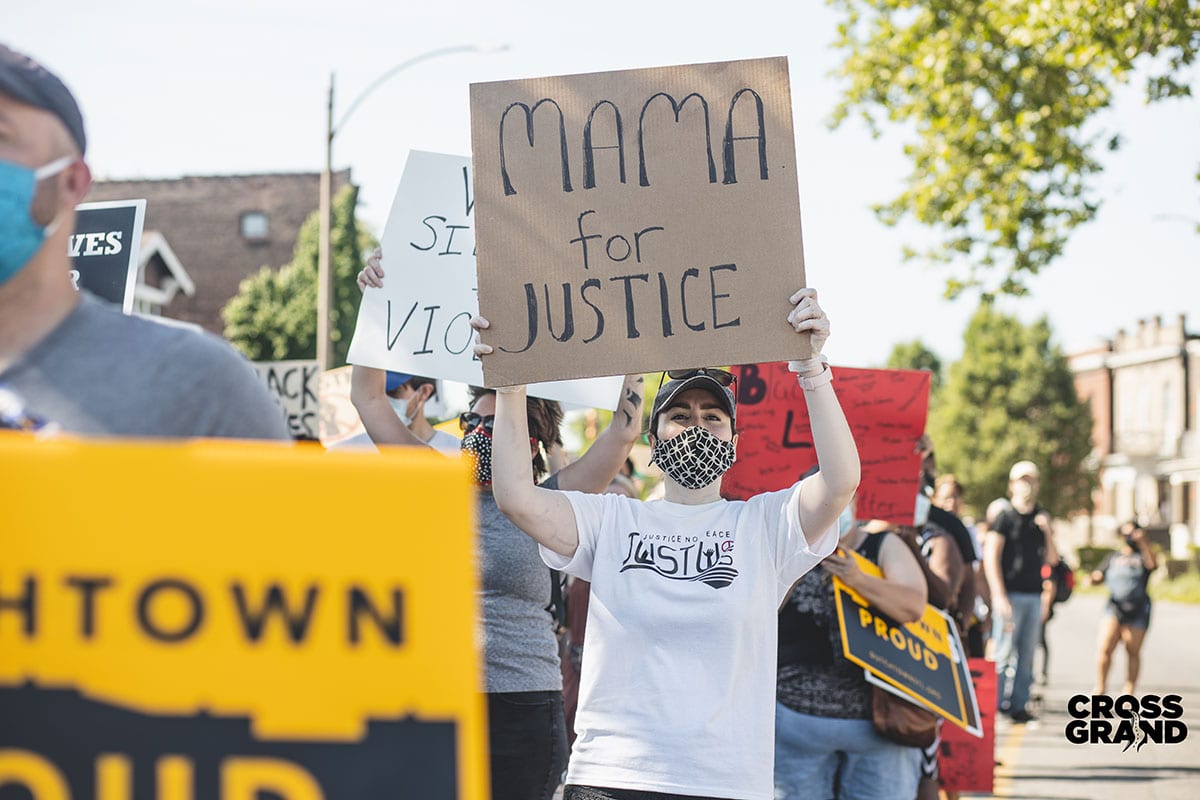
xmin=984 ymin=592 xmax=1200 ymax=799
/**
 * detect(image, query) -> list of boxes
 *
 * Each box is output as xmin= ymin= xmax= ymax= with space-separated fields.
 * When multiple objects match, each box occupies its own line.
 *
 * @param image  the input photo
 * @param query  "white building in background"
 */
xmin=1070 ymin=314 xmax=1200 ymax=558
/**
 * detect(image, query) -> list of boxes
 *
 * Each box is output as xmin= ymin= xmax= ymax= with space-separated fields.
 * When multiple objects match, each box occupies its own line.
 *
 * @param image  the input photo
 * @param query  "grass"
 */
xmin=1151 ymin=569 xmax=1200 ymax=604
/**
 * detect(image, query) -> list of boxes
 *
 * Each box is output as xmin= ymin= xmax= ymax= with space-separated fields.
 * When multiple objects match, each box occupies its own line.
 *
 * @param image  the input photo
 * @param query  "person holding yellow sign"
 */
xmin=775 ymin=515 xmax=928 ymax=800
xmin=476 ymin=288 xmax=859 ymax=800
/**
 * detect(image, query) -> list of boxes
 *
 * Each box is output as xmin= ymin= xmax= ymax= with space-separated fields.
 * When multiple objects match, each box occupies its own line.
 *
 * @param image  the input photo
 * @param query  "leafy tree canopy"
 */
xmin=886 ymin=339 xmax=944 ymax=393
xmin=829 ymin=0 xmax=1200 ymax=298
xmin=928 ymin=301 xmax=1095 ymax=517
xmin=223 ymin=185 xmax=376 ymax=366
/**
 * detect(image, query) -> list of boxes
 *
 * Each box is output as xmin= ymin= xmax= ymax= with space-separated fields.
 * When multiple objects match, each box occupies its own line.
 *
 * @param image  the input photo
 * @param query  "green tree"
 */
xmin=223 ymin=185 xmax=376 ymax=365
xmin=886 ymin=339 xmax=944 ymax=394
xmin=928 ymin=302 xmax=1094 ymax=517
xmin=828 ymin=0 xmax=1200 ymax=298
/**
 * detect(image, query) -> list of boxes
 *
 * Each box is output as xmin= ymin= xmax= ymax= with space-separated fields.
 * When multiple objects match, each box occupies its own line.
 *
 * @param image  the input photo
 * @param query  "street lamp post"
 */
xmin=317 ymin=44 xmax=507 ymax=371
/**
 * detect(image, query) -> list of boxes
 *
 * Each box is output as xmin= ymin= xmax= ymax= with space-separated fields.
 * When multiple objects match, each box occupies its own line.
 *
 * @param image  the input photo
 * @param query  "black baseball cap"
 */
xmin=650 ymin=369 xmax=737 ymax=433
xmin=0 ymin=44 xmax=87 ymax=154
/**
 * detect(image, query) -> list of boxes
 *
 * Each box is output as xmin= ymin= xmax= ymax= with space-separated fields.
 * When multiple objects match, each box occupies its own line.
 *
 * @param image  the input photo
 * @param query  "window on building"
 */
xmin=240 ymin=211 xmax=269 ymax=241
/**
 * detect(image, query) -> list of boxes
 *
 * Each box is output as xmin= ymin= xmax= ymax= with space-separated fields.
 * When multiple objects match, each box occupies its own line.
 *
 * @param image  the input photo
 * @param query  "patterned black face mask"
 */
xmin=650 ymin=425 xmax=736 ymax=490
xmin=461 ymin=430 xmax=493 ymax=485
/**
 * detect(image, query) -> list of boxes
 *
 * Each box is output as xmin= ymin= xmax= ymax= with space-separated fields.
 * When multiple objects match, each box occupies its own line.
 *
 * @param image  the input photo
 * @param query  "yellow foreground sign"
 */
xmin=0 ymin=433 xmax=485 ymax=799
xmin=833 ymin=548 xmax=979 ymax=734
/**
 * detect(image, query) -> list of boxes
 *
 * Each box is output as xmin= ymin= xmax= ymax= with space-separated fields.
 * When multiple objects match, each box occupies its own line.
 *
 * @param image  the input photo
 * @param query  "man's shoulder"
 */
xmin=76 ymin=297 xmax=252 ymax=374
xmin=51 ymin=297 xmax=287 ymax=439
xmin=991 ymin=506 xmax=1016 ymax=532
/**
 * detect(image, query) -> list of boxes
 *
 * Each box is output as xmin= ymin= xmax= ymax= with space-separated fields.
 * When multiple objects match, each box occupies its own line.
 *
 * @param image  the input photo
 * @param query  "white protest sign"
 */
xmin=251 ymin=359 xmax=320 ymax=440
xmin=346 ymin=150 xmax=622 ymax=410
xmin=318 ymin=365 xmax=368 ymax=447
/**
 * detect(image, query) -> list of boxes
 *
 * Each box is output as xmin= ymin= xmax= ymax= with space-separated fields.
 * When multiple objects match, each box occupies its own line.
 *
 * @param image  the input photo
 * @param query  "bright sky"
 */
xmin=11 ymin=0 xmax=1199 ymax=369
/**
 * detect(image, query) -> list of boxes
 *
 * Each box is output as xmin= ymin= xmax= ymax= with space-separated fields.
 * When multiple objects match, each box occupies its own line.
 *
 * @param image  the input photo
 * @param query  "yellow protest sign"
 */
xmin=0 ymin=433 xmax=486 ymax=799
xmin=832 ymin=548 xmax=977 ymax=733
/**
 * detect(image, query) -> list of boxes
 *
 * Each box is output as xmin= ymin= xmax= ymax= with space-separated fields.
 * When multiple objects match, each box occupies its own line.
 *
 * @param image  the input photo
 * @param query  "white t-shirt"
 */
xmin=426 ymin=428 xmax=462 ymax=457
xmin=330 ymin=428 xmax=460 ymax=456
xmin=542 ymin=481 xmax=838 ymax=800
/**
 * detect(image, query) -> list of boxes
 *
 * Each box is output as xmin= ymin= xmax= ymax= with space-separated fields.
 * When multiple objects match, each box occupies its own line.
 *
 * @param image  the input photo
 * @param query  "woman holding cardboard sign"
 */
xmin=474 ymin=288 xmax=859 ymax=800
xmin=353 ymin=251 xmax=644 ymax=800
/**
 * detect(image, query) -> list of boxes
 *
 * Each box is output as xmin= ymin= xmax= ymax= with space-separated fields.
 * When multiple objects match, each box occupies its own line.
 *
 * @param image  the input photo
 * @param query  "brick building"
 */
xmin=85 ymin=171 xmax=352 ymax=334
xmin=1069 ymin=315 xmax=1200 ymax=556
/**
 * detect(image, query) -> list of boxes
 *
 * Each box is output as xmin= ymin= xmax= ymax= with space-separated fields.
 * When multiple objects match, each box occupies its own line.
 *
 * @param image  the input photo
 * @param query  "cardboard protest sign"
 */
xmin=318 ymin=364 xmax=368 ymax=446
xmin=71 ymin=199 xmax=146 ymax=313
xmin=347 ymin=150 xmax=622 ymax=410
xmin=469 ymin=57 xmax=806 ymax=386
xmin=832 ymin=550 xmax=978 ymax=733
xmin=252 ymin=360 xmax=321 ymax=440
xmin=721 ymin=363 xmax=931 ymax=525
xmin=0 ymin=433 xmax=487 ymax=800
xmin=939 ymin=659 xmax=996 ymax=793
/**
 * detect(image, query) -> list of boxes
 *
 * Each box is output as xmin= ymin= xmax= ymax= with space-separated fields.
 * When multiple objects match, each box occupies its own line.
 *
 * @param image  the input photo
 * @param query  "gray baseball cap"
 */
xmin=0 ymin=44 xmax=86 ymax=154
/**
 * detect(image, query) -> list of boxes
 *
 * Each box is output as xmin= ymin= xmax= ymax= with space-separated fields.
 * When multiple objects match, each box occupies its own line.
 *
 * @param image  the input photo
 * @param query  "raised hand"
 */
xmin=356 ymin=247 xmax=385 ymax=293
xmin=470 ymin=315 xmax=493 ymax=358
xmin=615 ymin=373 xmax=645 ymax=433
xmin=786 ymin=288 xmax=830 ymax=374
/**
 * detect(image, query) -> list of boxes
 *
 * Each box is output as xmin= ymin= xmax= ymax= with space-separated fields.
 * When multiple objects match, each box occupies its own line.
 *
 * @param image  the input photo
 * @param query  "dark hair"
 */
xmin=408 ymin=376 xmax=438 ymax=400
xmin=387 ymin=375 xmax=439 ymax=400
xmin=468 ymin=387 xmax=564 ymax=479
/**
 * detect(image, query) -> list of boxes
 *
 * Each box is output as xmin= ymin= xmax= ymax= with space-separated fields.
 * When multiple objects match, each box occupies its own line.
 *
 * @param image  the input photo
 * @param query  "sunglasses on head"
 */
xmin=459 ymin=411 xmax=496 ymax=434
xmin=665 ymin=367 xmax=735 ymax=387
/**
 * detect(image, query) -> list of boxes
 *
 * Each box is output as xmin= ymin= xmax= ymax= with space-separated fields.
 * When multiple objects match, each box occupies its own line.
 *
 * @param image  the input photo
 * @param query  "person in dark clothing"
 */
xmin=932 ymin=474 xmax=989 ymax=657
xmin=983 ymin=461 xmax=1060 ymax=723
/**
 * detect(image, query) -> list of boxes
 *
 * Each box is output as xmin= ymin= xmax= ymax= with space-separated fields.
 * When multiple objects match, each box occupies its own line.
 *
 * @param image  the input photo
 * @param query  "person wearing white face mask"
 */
xmin=983 ymin=460 xmax=1060 ymax=724
xmin=475 ymin=288 xmax=860 ymax=800
xmin=379 ymin=369 xmax=460 ymax=456
xmin=0 ymin=44 xmax=286 ymax=440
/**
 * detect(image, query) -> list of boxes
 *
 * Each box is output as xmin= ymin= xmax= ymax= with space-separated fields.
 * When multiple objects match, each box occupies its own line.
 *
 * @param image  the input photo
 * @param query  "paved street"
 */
xmin=982 ymin=593 xmax=1200 ymax=799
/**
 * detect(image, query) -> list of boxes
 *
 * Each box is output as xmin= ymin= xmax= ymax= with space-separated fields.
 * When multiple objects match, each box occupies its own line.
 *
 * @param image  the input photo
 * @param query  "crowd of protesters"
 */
xmin=1 ymin=42 xmax=1160 ymax=800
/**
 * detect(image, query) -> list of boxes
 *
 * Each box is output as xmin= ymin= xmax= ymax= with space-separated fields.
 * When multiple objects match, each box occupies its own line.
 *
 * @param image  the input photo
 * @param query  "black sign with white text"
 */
xmin=71 ymin=199 xmax=146 ymax=313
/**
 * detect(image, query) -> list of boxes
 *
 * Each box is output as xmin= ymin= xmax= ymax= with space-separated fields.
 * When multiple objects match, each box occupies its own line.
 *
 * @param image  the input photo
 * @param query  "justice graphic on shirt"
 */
xmin=619 ymin=529 xmax=738 ymax=588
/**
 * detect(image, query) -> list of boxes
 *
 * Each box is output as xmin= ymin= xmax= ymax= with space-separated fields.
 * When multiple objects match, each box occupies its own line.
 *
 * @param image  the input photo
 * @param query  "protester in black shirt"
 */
xmin=983 ymin=461 xmax=1060 ymax=723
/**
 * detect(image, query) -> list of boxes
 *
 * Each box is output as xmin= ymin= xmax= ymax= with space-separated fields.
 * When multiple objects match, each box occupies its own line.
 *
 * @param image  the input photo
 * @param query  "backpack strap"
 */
xmin=548 ymin=569 xmax=567 ymax=632
xmin=857 ymin=530 xmax=886 ymax=564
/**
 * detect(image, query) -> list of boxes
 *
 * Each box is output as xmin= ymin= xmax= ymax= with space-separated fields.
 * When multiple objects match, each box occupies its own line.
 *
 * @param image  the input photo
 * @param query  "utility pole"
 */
xmin=317 ymin=74 xmax=334 ymax=371
xmin=316 ymin=46 xmax=506 ymax=372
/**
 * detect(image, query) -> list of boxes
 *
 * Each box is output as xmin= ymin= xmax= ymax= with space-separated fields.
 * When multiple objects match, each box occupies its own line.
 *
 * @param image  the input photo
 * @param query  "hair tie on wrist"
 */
xmin=796 ymin=363 xmax=833 ymax=391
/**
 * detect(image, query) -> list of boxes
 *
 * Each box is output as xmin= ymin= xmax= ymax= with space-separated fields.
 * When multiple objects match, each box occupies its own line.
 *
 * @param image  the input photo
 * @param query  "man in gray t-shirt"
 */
xmin=0 ymin=45 xmax=286 ymax=440
xmin=3 ymin=293 xmax=288 ymax=439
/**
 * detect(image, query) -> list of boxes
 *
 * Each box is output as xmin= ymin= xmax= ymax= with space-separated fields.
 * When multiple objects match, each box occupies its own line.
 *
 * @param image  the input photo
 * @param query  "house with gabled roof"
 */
xmin=84 ymin=170 xmax=353 ymax=334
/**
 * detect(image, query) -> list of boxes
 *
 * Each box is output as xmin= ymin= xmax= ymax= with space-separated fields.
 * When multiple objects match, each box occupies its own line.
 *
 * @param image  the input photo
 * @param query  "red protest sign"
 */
xmin=722 ymin=363 xmax=930 ymax=524
xmin=939 ymin=659 xmax=996 ymax=793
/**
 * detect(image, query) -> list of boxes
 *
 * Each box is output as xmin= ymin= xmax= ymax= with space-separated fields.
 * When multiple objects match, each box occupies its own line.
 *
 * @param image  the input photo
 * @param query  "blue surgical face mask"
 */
xmin=0 ymin=155 xmax=75 ymax=287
